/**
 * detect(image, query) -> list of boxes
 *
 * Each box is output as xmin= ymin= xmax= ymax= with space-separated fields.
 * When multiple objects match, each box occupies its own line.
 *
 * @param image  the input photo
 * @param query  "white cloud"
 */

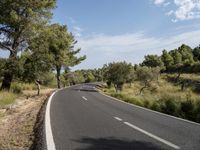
xmin=73 ymin=30 xmax=200 ymax=69
xmin=73 ymin=26 xmax=83 ymax=37
xmin=153 ymin=0 xmax=200 ymax=21
xmin=154 ymin=0 xmax=166 ymax=5
xmin=166 ymin=10 xmax=174 ymax=16
xmin=163 ymin=2 xmax=171 ymax=7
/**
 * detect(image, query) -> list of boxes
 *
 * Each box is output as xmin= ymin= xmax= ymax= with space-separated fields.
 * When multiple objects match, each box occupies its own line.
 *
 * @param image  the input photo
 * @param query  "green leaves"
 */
xmin=142 ymin=54 xmax=163 ymax=68
xmin=104 ymin=62 xmax=133 ymax=91
xmin=0 ymin=0 xmax=56 ymax=52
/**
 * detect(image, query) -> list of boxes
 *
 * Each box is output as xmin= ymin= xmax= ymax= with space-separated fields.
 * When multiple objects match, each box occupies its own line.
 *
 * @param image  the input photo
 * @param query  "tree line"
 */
xmin=0 ymin=0 xmax=85 ymax=93
xmin=65 ymin=43 xmax=200 ymax=93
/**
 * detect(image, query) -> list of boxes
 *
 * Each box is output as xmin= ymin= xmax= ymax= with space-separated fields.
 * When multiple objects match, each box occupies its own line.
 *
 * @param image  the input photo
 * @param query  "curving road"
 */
xmin=46 ymin=84 xmax=200 ymax=150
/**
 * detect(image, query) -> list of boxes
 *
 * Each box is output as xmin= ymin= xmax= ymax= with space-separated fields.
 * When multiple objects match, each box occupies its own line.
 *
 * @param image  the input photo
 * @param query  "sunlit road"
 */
xmin=47 ymin=84 xmax=200 ymax=150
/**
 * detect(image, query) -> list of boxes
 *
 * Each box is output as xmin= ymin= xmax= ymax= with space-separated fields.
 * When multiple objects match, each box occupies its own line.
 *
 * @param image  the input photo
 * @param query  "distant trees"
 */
xmin=161 ymin=50 xmax=174 ymax=69
xmin=178 ymin=44 xmax=194 ymax=65
xmin=193 ymin=45 xmax=200 ymax=61
xmin=104 ymin=62 xmax=133 ymax=92
xmin=146 ymin=44 xmax=200 ymax=74
xmin=141 ymin=55 xmax=163 ymax=68
xmin=72 ymin=43 xmax=200 ymax=94
xmin=136 ymin=67 xmax=160 ymax=94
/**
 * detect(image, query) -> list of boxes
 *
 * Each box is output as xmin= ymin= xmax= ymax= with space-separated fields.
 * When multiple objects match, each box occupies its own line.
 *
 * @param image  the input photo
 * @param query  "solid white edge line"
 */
xmin=124 ymin=122 xmax=180 ymax=149
xmin=82 ymin=96 xmax=88 ymax=101
xmin=45 ymin=91 xmax=57 ymax=150
xmin=45 ymin=84 xmax=87 ymax=150
xmin=100 ymin=92 xmax=200 ymax=126
xmin=114 ymin=116 xmax=123 ymax=121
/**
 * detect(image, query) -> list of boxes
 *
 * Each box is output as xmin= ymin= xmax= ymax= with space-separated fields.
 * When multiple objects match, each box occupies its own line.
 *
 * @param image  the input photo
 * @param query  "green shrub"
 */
xmin=159 ymin=96 xmax=180 ymax=116
xmin=20 ymin=83 xmax=36 ymax=90
xmin=0 ymin=91 xmax=17 ymax=107
xmin=132 ymin=99 xmax=143 ymax=107
xmin=11 ymin=82 xmax=36 ymax=91
xmin=180 ymin=100 xmax=195 ymax=120
xmin=143 ymin=100 xmax=151 ymax=108
xmin=110 ymin=93 xmax=124 ymax=99
xmin=11 ymin=83 xmax=22 ymax=94
xmin=194 ymin=101 xmax=200 ymax=123
xmin=151 ymin=101 xmax=161 ymax=111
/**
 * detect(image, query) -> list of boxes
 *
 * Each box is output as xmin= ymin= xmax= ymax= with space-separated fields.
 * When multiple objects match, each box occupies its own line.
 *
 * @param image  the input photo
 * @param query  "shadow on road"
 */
xmin=73 ymin=137 xmax=166 ymax=150
xmin=71 ymin=88 xmax=98 ymax=92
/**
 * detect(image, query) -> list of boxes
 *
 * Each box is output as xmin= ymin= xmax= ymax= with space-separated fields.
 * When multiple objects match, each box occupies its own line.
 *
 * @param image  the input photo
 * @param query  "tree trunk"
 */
xmin=114 ymin=84 xmax=118 ymax=93
xmin=0 ymin=51 xmax=16 ymax=91
xmin=181 ymin=81 xmax=186 ymax=91
xmin=139 ymin=82 xmax=148 ymax=94
xmin=0 ymin=73 xmax=13 ymax=91
xmin=175 ymin=72 xmax=181 ymax=82
xmin=35 ymin=81 xmax=41 ymax=96
xmin=139 ymin=86 xmax=147 ymax=94
xmin=56 ymin=66 xmax=61 ymax=89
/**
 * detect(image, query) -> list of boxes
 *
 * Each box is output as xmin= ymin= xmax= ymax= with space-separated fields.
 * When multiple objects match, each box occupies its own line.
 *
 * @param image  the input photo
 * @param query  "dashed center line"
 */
xmin=113 ymin=116 xmax=180 ymax=149
xmin=114 ymin=117 xmax=123 ymax=121
xmin=82 ymin=96 xmax=88 ymax=101
xmin=123 ymin=122 xmax=180 ymax=150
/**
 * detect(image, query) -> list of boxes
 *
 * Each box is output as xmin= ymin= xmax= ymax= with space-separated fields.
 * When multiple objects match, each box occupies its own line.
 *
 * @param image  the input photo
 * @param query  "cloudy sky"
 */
xmin=53 ymin=0 xmax=200 ymax=69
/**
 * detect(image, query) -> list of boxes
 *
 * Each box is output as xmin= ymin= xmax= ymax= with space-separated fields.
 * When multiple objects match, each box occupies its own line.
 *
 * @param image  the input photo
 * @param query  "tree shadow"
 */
xmin=71 ymin=88 xmax=97 ymax=92
xmin=73 ymin=137 xmax=167 ymax=150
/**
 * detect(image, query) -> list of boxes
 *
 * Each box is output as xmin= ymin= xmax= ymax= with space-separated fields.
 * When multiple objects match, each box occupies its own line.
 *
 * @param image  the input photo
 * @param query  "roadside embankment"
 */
xmin=0 ymin=89 xmax=54 ymax=150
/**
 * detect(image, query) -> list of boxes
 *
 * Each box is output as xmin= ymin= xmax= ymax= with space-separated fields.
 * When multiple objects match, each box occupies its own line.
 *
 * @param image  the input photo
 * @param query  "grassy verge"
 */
xmin=102 ymin=75 xmax=200 ymax=123
xmin=0 ymin=89 xmax=54 ymax=150
xmin=0 ymin=91 xmax=18 ymax=108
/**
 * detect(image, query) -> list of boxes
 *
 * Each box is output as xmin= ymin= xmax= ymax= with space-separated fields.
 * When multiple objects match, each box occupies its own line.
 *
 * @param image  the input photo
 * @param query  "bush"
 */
xmin=194 ymin=101 xmax=200 ymax=123
xmin=111 ymin=93 xmax=124 ymax=99
xmin=143 ymin=99 xmax=151 ymax=108
xmin=151 ymin=101 xmax=161 ymax=111
xmin=11 ymin=82 xmax=36 ymax=91
xmin=11 ymin=83 xmax=22 ymax=94
xmin=159 ymin=96 xmax=180 ymax=116
xmin=180 ymin=100 xmax=195 ymax=120
xmin=0 ymin=91 xmax=17 ymax=108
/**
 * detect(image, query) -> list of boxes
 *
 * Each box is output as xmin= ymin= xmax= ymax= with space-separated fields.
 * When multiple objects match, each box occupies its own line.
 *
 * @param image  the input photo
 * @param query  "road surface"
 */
xmin=46 ymin=84 xmax=200 ymax=150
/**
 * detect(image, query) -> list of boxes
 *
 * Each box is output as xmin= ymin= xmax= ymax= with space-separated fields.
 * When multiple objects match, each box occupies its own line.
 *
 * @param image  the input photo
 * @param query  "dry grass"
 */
xmin=0 ymin=91 xmax=18 ymax=108
xmin=0 ymin=89 xmax=54 ymax=150
xmin=167 ymin=73 xmax=200 ymax=82
xmin=104 ymin=77 xmax=200 ymax=103
xmin=102 ymin=74 xmax=200 ymax=123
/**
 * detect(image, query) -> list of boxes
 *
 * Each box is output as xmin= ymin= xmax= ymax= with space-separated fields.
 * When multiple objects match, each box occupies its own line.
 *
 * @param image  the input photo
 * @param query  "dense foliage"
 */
xmin=0 ymin=0 xmax=85 ymax=92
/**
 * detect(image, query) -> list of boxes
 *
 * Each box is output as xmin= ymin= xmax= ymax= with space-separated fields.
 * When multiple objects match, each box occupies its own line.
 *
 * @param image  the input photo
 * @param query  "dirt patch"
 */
xmin=0 ymin=89 xmax=54 ymax=150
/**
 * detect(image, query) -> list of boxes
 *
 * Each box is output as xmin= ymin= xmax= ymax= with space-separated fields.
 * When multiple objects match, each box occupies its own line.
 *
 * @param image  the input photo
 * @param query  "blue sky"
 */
xmin=52 ymin=0 xmax=200 ymax=70
xmin=2 ymin=0 xmax=200 ymax=70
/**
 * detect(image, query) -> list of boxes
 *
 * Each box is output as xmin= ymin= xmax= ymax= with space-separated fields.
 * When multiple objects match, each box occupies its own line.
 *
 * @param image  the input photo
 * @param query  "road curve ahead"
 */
xmin=47 ymin=84 xmax=200 ymax=150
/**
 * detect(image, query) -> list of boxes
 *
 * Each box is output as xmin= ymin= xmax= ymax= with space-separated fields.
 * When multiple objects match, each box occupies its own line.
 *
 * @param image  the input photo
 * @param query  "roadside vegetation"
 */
xmin=0 ymin=0 xmax=85 ymax=149
xmin=0 ymin=89 xmax=53 ymax=149
xmin=0 ymin=1 xmax=200 ymax=149
xmin=0 ymin=91 xmax=17 ymax=108
xmin=65 ymin=44 xmax=200 ymax=123
xmin=103 ymin=76 xmax=200 ymax=123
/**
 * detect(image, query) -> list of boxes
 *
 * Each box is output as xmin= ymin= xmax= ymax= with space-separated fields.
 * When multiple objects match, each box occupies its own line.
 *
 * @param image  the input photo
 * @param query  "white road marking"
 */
xmin=100 ymin=92 xmax=200 ymax=126
xmin=123 ymin=122 xmax=180 ymax=150
xmin=114 ymin=117 xmax=123 ymax=121
xmin=45 ymin=91 xmax=56 ymax=150
xmin=82 ymin=96 xmax=88 ymax=101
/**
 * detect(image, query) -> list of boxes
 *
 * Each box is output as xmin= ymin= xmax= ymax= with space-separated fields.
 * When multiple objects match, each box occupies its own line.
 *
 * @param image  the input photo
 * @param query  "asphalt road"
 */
xmin=48 ymin=84 xmax=200 ymax=150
